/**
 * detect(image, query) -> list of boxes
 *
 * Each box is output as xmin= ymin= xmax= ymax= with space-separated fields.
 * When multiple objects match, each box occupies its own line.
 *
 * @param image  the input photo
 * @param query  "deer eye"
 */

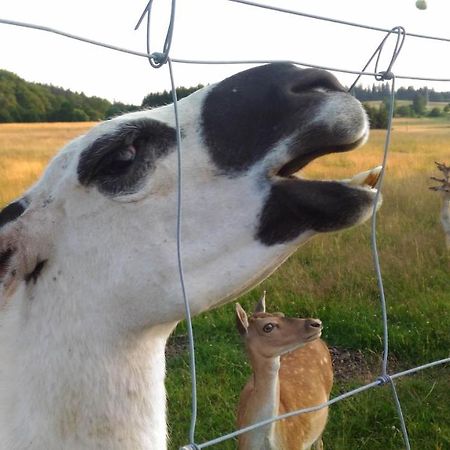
xmin=263 ymin=323 xmax=275 ymax=333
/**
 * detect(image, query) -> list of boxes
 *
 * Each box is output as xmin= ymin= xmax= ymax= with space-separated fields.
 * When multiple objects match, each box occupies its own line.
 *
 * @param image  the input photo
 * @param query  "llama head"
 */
xmin=0 ymin=63 xmax=379 ymax=330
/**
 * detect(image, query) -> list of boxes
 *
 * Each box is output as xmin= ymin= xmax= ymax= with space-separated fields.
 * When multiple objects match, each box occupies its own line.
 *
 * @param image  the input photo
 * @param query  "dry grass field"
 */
xmin=0 ymin=122 xmax=94 ymax=206
xmin=0 ymin=118 xmax=449 ymax=449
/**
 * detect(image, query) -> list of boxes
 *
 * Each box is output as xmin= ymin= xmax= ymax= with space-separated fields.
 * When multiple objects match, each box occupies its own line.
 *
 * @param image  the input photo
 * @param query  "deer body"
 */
xmin=0 ymin=64 xmax=376 ymax=449
xmin=236 ymin=297 xmax=333 ymax=450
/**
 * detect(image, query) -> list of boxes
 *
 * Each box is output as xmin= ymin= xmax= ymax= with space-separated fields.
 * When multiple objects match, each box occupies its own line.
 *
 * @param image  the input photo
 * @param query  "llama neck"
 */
xmin=242 ymin=354 xmax=281 ymax=450
xmin=0 ymin=296 xmax=176 ymax=450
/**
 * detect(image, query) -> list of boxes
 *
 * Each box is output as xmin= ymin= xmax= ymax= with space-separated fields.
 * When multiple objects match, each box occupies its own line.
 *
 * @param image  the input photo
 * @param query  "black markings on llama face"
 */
xmin=0 ymin=199 xmax=28 ymax=229
xmin=0 ymin=247 xmax=15 ymax=282
xmin=202 ymin=63 xmax=372 ymax=246
xmin=257 ymin=180 xmax=373 ymax=245
xmin=201 ymin=62 xmax=345 ymax=175
xmin=25 ymin=260 xmax=47 ymax=285
xmin=77 ymin=118 xmax=177 ymax=196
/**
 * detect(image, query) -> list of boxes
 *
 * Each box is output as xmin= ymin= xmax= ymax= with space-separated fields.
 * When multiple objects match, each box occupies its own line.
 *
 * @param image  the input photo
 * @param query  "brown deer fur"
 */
xmin=236 ymin=295 xmax=333 ymax=450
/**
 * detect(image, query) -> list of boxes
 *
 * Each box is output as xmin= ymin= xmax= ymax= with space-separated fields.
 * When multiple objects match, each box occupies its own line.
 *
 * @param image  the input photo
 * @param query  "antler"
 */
xmin=430 ymin=161 xmax=450 ymax=193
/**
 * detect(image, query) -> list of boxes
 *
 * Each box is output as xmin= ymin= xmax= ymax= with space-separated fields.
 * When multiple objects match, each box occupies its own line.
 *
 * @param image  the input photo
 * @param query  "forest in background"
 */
xmin=1 ymin=69 xmax=450 ymax=125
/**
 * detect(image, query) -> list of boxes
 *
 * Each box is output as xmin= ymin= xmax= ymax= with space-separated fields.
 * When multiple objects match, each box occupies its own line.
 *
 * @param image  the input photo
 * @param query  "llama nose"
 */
xmin=306 ymin=319 xmax=322 ymax=330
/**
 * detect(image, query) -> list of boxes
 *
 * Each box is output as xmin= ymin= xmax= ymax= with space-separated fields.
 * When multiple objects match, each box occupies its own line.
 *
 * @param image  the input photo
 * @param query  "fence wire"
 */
xmin=1 ymin=1 xmax=449 ymax=449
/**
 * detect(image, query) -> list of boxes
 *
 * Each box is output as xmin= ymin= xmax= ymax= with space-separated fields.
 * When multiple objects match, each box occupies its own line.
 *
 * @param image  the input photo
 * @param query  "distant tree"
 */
xmin=55 ymin=100 xmax=76 ymax=121
xmin=428 ymin=107 xmax=443 ymax=118
xmin=141 ymin=84 xmax=204 ymax=109
xmin=0 ymin=90 xmax=17 ymax=122
xmin=106 ymin=102 xmax=140 ymax=119
xmin=444 ymin=104 xmax=450 ymax=113
xmin=71 ymin=108 xmax=90 ymax=121
xmin=395 ymin=104 xmax=415 ymax=118
xmin=14 ymin=84 xmax=47 ymax=122
xmin=363 ymin=103 xmax=388 ymax=129
xmin=412 ymin=93 xmax=427 ymax=116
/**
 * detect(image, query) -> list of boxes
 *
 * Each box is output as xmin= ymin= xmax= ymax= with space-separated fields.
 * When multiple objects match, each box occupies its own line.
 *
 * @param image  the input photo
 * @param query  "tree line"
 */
xmin=2 ymin=68 xmax=450 ymax=126
xmin=352 ymin=83 xmax=450 ymax=103
xmin=0 ymin=70 xmax=140 ymax=123
xmin=0 ymin=69 xmax=204 ymax=123
xmin=352 ymin=84 xmax=450 ymax=129
xmin=361 ymin=95 xmax=450 ymax=129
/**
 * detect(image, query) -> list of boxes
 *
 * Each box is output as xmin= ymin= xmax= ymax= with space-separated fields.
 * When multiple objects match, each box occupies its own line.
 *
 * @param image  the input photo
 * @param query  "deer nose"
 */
xmin=306 ymin=319 xmax=322 ymax=330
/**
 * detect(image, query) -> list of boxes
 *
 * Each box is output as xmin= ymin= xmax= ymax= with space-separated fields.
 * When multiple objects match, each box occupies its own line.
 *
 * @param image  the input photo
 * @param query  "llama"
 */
xmin=0 ymin=63 xmax=380 ymax=449
xmin=236 ymin=294 xmax=333 ymax=450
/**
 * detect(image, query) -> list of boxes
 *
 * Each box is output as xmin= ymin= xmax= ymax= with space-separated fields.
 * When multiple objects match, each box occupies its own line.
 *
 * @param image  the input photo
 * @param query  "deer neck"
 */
xmin=0 ymin=293 xmax=177 ymax=450
xmin=243 ymin=353 xmax=281 ymax=450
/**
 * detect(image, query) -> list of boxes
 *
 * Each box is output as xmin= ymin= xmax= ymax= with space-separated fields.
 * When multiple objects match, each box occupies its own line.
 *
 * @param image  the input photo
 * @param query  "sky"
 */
xmin=0 ymin=0 xmax=449 ymax=105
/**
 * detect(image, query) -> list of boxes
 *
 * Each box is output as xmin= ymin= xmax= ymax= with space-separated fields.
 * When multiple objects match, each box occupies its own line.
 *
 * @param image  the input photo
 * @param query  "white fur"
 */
xmin=0 ymin=78 xmax=375 ymax=449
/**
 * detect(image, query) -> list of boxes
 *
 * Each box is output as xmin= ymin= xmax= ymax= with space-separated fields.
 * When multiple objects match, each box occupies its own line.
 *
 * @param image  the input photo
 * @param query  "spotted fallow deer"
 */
xmin=0 ymin=63 xmax=379 ymax=449
xmin=236 ymin=294 xmax=333 ymax=450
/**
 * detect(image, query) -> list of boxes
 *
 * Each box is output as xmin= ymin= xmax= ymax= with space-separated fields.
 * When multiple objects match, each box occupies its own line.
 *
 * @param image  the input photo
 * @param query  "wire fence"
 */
xmin=1 ymin=1 xmax=449 ymax=449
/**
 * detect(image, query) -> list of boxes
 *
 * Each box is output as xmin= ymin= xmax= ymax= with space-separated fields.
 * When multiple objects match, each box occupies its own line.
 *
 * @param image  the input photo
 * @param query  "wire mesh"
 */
xmin=1 ymin=1 xmax=449 ymax=449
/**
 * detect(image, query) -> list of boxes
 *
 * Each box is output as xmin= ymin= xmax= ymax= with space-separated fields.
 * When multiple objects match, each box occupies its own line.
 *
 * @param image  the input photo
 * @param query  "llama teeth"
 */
xmin=348 ymin=166 xmax=382 ymax=188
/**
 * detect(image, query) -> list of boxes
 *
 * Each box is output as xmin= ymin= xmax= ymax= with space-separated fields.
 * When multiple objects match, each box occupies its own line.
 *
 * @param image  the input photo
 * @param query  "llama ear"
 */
xmin=254 ymin=291 xmax=266 ymax=314
xmin=235 ymin=303 xmax=249 ymax=335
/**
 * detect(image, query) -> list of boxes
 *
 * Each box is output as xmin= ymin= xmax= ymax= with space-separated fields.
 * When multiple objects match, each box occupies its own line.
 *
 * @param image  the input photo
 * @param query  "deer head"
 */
xmin=236 ymin=293 xmax=322 ymax=359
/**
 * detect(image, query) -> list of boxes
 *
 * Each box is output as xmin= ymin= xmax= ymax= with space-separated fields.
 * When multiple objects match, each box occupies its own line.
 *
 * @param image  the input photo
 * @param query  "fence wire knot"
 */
xmin=376 ymin=70 xmax=394 ymax=81
xmin=179 ymin=444 xmax=201 ymax=450
xmin=135 ymin=0 xmax=177 ymax=68
xmin=377 ymin=373 xmax=393 ymax=386
xmin=349 ymin=25 xmax=405 ymax=91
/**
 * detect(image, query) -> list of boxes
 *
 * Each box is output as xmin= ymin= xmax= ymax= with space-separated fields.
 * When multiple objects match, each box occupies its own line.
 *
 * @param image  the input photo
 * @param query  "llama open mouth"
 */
xmin=276 ymin=135 xmax=368 ymax=178
xmin=274 ymin=133 xmax=381 ymax=193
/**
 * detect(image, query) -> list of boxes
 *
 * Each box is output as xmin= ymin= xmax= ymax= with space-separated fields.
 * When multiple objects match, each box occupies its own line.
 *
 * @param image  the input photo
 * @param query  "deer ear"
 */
xmin=254 ymin=291 xmax=266 ymax=314
xmin=235 ymin=303 xmax=249 ymax=335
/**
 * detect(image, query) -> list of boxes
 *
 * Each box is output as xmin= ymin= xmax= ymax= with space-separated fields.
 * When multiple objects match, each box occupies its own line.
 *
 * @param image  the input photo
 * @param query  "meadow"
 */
xmin=0 ymin=118 xmax=449 ymax=449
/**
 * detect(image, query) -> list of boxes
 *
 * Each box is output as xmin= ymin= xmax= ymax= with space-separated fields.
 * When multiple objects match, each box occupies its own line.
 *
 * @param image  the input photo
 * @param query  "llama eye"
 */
xmin=78 ymin=118 xmax=177 ymax=196
xmin=99 ymin=145 xmax=136 ymax=176
xmin=263 ymin=323 xmax=275 ymax=333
